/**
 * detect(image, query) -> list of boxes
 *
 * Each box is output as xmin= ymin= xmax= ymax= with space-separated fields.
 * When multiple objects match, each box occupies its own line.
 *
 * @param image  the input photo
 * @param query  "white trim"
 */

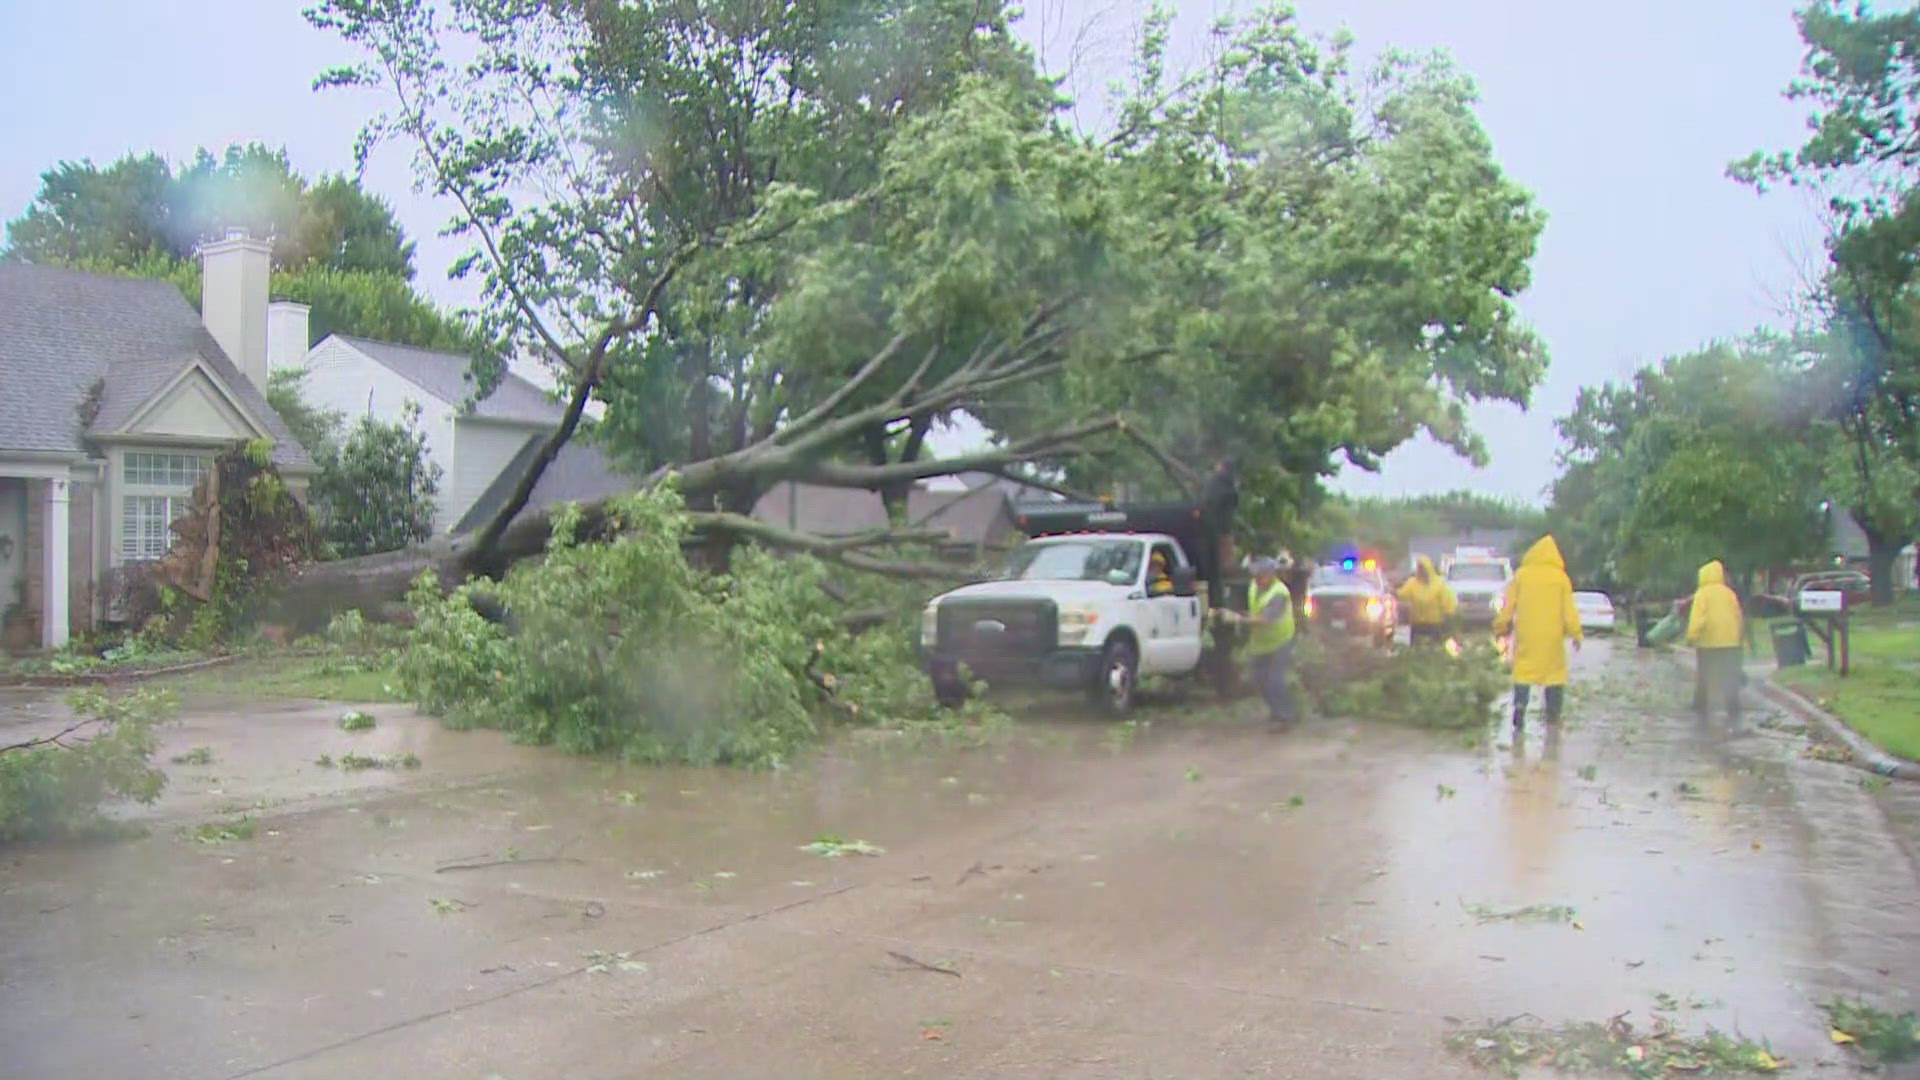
xmin=42 ymin=478 xmax=69 ymax=648
xmin=0 ymin=455 xmax=85 ymax=481
xmin=113 ymin=358 xmax=273 ymax=441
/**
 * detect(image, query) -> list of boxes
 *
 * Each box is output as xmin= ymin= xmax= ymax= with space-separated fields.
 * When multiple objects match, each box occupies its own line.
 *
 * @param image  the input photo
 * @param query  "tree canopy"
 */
xmin=3 ymin=145 xmax=474 ymax=353
xmin=1548 ymin=336 xmax=1830 ymax=597
xmin=1730 ymin=0 xmax=1920 ymax=602
xmin=306 ymin=0 xmax=1547 ymax=570
xmin=4 ymin=145 xmax=414 ymax=277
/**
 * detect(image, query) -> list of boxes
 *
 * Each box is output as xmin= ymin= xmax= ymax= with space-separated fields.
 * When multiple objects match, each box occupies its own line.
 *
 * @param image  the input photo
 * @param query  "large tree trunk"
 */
xmin=1866 ymin=532 xmax=1900 ymax=607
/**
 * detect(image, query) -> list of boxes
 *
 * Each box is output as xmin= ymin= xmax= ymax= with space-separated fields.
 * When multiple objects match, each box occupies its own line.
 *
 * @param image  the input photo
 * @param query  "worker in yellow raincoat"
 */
xmin=1685 ymin=559 xmax=1745 ymax=722
xmin=1396 ymin=556 xmax=1457 ymax=647
xmin=1492 ymin=535 xmax=1582 ymax=730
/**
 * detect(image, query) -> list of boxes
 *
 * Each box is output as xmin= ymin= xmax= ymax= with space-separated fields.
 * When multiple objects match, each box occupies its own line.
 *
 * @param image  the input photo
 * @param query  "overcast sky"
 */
xmin=1 ymin=0 xmax=1826 ymax=503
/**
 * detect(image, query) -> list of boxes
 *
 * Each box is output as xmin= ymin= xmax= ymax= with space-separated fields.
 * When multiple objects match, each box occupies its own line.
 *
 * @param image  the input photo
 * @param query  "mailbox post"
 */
xmin=1796 ymin=589 xmax=1850 ymax=676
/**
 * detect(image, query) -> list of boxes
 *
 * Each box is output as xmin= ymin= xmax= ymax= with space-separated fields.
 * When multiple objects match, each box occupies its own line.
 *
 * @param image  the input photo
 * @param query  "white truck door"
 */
xmin=1143 ymin=541 xmax=1203 ymax=673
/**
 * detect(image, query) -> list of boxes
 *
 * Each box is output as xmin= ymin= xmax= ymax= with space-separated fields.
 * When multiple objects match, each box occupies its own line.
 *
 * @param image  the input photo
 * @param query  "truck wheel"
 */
xmin=933 ymin=672 xmax=967 ymax=707
xmin=1090 ymin=638 xmax=1138 ymax=716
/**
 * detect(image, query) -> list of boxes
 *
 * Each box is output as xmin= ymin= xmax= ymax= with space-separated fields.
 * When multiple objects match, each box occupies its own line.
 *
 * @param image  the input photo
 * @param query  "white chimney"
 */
xmin=199 ymin=230 xmax=273 ymax=390
xmin=267 ymin=300 xmax=311 ymax=375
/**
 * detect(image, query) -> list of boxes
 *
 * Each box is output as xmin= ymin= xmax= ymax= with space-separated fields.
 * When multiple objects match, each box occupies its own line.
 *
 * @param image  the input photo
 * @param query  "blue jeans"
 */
xmin=1249 ymin=644 xmax=1297 ymax=724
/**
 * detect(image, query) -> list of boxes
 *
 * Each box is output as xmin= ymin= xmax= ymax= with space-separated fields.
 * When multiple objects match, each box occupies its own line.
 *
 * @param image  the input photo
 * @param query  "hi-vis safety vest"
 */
xmin=1246 ymin=579 xmax=1296 ymax=655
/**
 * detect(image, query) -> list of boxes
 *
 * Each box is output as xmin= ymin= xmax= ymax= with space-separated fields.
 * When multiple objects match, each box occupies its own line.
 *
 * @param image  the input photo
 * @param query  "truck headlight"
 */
xmin=1364 ymin=598 xmax=1384 ymax=621
xmin=1059 ymin=608 xmax=1099 ymax=645
xmin=921 ymin=604 xmax=939 ymax=646
xmin=1302 ymin=596 xmax=1316 ymax=618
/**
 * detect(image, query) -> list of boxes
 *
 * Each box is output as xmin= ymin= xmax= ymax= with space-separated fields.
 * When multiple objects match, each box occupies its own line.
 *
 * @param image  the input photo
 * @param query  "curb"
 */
xmin=1667 ymin=646 xmax=1920 ymax=781
xmin=1759 ymin=676 xmax=1920 ymax=781
xmin=0 ymin=654 xmax=239 ymax=688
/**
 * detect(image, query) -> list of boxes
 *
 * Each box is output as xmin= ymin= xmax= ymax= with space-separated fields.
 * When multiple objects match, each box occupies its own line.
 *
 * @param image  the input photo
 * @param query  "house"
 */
xmin=0 ymin=233 xmax=317 ymax=650
xmin=290 ymin=333 xmax=588 ymax=535
xmin=747 ymin=481 xmax=1022 ymax=559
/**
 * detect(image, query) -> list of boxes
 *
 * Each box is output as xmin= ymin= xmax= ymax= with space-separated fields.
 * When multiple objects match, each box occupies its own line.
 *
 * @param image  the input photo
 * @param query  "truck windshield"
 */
xmin=1448 ymin=563 xmax=1507 ymax=583
xmin=1005 ymin=540 xmax=1144 ymax=582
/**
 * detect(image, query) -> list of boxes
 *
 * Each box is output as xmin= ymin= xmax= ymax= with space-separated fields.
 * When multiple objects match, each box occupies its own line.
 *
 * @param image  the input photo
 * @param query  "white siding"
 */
xmin=300 ymin=337 xmax=461 ymax=530
xmin=448 ymin=419 xmax=542 ymax=534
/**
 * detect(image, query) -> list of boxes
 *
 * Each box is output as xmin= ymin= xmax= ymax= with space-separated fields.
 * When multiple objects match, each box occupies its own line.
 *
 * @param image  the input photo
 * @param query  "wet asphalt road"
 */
xmin=1 ymin=639 xmax=1917 ymax=1079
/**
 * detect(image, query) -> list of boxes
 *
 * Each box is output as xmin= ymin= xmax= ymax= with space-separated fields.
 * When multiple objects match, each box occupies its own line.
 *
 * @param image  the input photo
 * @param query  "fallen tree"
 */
xmin=285 ymin=0 xmax=1550 ymax=624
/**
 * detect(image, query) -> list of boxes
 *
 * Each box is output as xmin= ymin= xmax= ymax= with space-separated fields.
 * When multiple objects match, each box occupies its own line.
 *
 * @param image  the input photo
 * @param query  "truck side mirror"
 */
xmin=1171 ymin=566 xmax=1198 ymax=597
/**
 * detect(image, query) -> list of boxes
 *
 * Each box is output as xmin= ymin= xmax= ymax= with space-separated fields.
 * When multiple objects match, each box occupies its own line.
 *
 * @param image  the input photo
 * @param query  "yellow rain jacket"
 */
xmin=1492 ymin=536 xmax=1582 ymax=686
xmin=1685 ymin=560 xmax=1743 ymax=649
xmin=1396 ymin=556 xmax=1457 ymax=626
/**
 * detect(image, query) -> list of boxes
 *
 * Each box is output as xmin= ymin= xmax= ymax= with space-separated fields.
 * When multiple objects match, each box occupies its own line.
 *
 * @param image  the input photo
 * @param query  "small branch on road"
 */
xmin=434 ymin=856 xmax=586 ymax=873
xmin=0 ymin=719 xmax=101 ymax=755
xmin=886 ymin=950 xmax=962 ymax=978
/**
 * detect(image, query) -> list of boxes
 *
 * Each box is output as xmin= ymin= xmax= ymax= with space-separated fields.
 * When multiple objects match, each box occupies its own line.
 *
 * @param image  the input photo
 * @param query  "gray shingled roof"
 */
xmin=0 ymin=263 xmax=314 ymax=471
xmin=332 ymin=335 xmax=563 ymax=425
xmin=451 ymin=433 xmax=638 ymax=534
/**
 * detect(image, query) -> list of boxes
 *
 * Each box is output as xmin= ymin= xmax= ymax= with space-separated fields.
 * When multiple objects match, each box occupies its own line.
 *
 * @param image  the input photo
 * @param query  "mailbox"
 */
xmin=1797 ymin=589 xmax=1845 ymax=614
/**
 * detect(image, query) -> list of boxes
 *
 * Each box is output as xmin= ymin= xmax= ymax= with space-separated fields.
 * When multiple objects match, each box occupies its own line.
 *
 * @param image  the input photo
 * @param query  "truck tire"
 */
xmin=1090 ymin=637 xmax=1138 ymax=716
xmin=930 ymin=665 xmax=968 ymax=709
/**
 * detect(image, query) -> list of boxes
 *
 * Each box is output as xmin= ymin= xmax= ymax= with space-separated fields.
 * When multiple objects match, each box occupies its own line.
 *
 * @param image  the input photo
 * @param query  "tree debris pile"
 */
xmin=1447 ymin=1012 xmax=1785 ymax=1078
xmin=398 ymin=488 xmax=995 ymax=768
xmin=1294 ymin=636 xmax=1508 ymax=730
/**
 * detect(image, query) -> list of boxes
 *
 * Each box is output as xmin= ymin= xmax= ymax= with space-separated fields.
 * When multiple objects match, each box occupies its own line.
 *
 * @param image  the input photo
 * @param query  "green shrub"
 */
xmin=0 ymin=688 xmax=176 ymax=841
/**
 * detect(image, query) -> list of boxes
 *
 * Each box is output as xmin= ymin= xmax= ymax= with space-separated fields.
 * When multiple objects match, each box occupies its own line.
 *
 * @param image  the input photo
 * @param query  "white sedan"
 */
xmin=1574 ymin=591 xmax=1616 ymax=633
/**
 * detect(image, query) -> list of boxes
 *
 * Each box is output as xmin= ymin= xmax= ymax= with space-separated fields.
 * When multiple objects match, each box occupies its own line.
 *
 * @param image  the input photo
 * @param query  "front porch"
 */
xmin=0 ymin=466 xmax=98 ymax=653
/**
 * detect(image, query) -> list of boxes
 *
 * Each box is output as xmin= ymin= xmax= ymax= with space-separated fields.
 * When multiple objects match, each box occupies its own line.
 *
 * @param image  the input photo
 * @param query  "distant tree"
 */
xmin=308 ymin=402 xmax=442 ymax=557
xmin=3 ymin=147 xmax=478 ymax=354
xmin=4 ymin=145 xmax=416 ymax=276
xmin=1550 ymin=336 xmax=1829 ymax=597
xmin=265 ymin=368 xmax=345 ymax=461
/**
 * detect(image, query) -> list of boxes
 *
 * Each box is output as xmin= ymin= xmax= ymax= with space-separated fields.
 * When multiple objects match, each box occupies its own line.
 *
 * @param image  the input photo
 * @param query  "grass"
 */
xmin=161 ymin=653 xmax=405 ymax=704
xmin=337 ymin=752 xmax=421 ymax=772
xmin=190 ymin=817 xmax=258 ymax=843
xmin=1768 ymin=596 xmax=1920 ymax=760
xmin=1448 ymin=1014 xmax=1785 ymax=1078
xmin=169 ymin=746 xmax=214 ymax=766
xmin=1823 ymin=998 xmax=1920 ymax=1066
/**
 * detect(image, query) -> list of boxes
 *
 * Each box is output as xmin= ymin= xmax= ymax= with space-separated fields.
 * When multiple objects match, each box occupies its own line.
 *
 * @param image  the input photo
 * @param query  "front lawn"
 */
xmin=158 ymin=652 xmax=406 ymax=704
xmin=1776 ymin=604 xmax=1920 ymax=761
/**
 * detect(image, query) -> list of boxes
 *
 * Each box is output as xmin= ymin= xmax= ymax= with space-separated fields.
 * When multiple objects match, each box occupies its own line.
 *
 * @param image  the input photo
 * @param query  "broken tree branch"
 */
xmin=469 ymin=246 xmax=693 ymax=566
xmin=0 ymin=719 xmax=102 ymax=755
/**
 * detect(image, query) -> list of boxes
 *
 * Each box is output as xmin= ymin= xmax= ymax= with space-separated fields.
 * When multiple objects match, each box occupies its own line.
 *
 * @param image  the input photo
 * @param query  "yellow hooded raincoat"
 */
xmin=1397 ymin=556 xmax=1458 ymax=627
xmin=1685 ymin=560 xmax=1743 ymax=649
xmin=1492 ymin=536 xmax=1582 ymax=686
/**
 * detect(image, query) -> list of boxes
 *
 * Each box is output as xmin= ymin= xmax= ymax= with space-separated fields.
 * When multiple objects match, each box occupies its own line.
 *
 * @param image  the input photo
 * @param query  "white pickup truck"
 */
xmin=920 ymin=527 xmax=1216 ymax=715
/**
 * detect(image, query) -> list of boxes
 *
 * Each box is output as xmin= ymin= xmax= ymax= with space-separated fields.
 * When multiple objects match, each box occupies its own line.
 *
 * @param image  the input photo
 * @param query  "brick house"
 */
xmin=0 ymin=234 xmax=316 ymax=651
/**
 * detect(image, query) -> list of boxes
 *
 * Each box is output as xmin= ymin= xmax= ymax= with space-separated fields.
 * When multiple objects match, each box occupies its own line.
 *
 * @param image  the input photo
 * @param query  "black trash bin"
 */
xmin=1770 ymin=619 xmax=1809 ymax=669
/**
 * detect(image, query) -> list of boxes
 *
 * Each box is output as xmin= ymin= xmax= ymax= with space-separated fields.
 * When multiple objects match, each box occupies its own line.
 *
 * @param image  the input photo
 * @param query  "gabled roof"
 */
xmin=751 ymin=483 xmax=890 ymax=536
xmin=451 ymin=433 xmax=638 ymax=534
xmin=0 ymin=263 xmax=313 ymax=471
xmin=331 ymin=335 xmax=564 ymax=426
xmin=907 ymin=485 xmax=1018 ymax=546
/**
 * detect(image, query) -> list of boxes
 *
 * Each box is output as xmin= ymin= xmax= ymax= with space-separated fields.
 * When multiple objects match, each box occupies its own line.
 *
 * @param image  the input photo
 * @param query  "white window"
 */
xmin=119 ymin=451 xmax=209 ymax=562
xmin=121 ymin=494 xmax=192 ymax=562
xmin=124 ymin=452 xmax=208 ymax=486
